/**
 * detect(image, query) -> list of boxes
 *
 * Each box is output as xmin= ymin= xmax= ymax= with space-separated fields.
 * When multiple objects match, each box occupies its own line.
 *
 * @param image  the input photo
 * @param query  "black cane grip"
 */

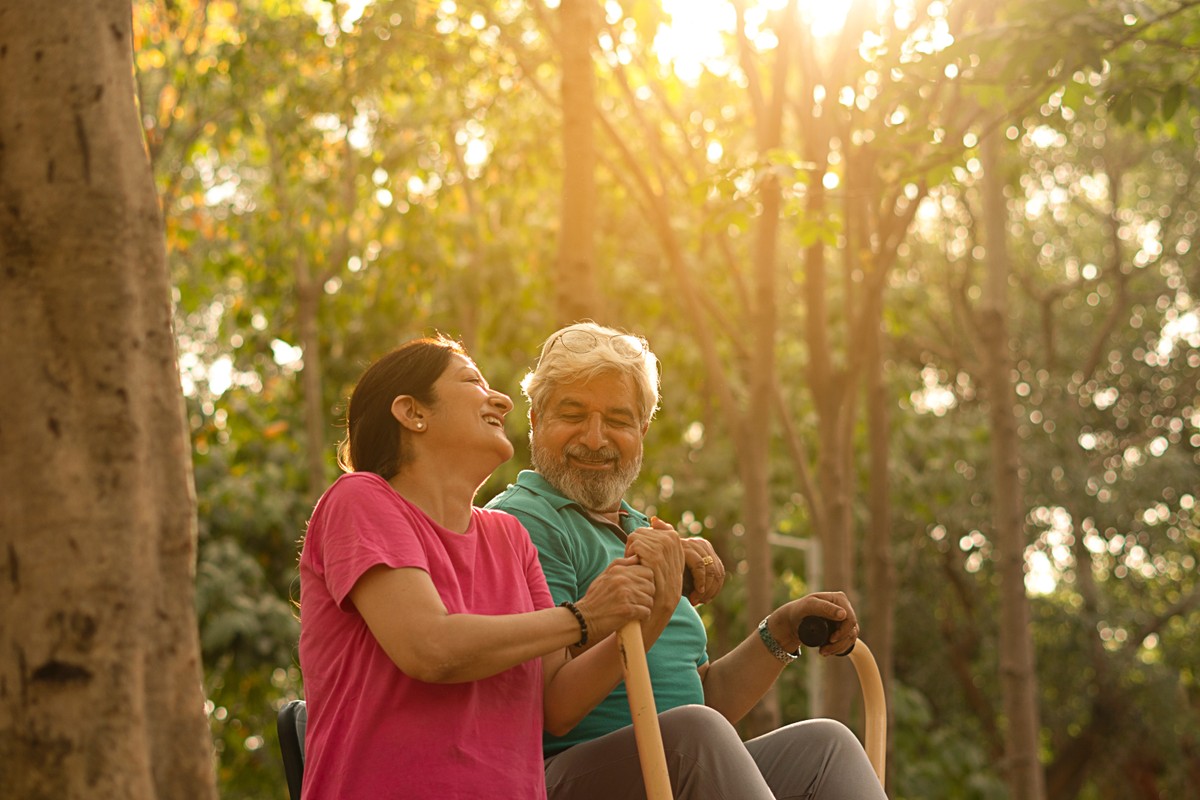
xmin=798 ymin=616 xmax=835 ymax=647
xmin=681 ymin=567 xmax=695 ymax=598
xmin=798 ymin=615 xmax=855 ymax=656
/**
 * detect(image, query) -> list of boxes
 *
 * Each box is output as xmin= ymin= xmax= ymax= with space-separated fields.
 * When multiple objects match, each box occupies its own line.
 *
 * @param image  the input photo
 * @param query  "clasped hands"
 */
xmin=626 ymin=516 xmax=726 ymax=607
xmin=571 ymin=518 xmax=726 ymax=644
xmin=573 ymin=522 xmax=860 ymax=658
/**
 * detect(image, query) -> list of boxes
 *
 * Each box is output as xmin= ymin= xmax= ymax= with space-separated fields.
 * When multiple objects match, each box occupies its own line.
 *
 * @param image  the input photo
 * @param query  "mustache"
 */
xmin=564 ymin=444 xmax=620 ymax=462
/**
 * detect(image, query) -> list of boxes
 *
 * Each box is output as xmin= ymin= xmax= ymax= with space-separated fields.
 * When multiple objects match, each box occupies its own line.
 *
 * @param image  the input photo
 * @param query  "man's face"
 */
xmin=530 ymin=371 xmax=647 ymax=513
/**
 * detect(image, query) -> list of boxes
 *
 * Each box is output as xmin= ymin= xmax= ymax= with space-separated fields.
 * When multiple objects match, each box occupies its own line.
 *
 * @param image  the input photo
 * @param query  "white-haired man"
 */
xmin=486 ymin=322 xmax=886 ymax=800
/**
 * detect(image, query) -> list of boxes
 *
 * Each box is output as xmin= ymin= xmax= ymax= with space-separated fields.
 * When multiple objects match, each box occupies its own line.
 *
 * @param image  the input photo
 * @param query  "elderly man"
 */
xmin=486 ymin=322 xmax=886 ymax=800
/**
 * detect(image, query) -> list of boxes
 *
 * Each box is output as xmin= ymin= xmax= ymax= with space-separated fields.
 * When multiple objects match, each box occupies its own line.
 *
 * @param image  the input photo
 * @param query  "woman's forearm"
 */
xmin=352 ymin=565 xmax=587 ymax=683
xmin=378 ymin=605 xmax=586 ymax=683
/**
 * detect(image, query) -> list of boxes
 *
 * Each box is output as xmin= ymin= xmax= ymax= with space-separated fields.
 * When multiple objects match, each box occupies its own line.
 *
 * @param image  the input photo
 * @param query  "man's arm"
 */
xmin=699 ymin=592 xmax=859 ymax=724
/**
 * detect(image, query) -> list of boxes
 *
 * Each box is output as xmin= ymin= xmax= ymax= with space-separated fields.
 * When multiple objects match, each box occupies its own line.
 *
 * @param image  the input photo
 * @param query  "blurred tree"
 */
xmin=974 ymin=4 xmax=1048 ymax=797
xmin=556 ymin=0 xmax=604 ymax=323
xmin=890 ymin=17 xmax=1200 ymax=790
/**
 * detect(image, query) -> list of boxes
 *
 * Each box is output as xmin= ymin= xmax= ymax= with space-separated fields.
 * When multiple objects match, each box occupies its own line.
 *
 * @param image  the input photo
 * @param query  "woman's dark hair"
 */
xmin=336 ymin=335 xmax=465 ymax=478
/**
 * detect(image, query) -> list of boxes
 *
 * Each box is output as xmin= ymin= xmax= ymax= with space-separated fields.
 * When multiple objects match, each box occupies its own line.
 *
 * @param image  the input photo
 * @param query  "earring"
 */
xmin=415 ymin=422 xmax=425 ymax=430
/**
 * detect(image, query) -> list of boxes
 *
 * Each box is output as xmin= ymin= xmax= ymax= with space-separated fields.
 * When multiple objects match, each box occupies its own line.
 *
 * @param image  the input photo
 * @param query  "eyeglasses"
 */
xmin=546 ymin=329 xmax=650 ymax=360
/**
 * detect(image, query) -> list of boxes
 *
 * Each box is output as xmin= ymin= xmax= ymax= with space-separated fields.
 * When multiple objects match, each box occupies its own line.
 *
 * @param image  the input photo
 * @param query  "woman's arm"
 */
xmin=350 ymin=558 xmax=653 ymax=684
xmin=350 ymin=565 xmax=582 ymax=683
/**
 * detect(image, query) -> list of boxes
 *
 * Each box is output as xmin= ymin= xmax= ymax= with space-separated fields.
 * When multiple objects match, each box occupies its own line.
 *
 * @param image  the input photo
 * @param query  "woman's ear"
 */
xmin=390 ymin=395 xmax=426 ymax=432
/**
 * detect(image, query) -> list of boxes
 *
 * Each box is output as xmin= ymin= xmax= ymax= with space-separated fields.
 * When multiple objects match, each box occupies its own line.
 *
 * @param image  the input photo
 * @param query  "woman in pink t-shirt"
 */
xmin=298 ymin=336 xmax=654 ymax=799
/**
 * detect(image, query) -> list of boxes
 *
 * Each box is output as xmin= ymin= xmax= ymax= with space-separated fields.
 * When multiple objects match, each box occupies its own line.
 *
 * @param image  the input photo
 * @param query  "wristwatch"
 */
xmin=757 ymin=617 xmax=799 ymax=665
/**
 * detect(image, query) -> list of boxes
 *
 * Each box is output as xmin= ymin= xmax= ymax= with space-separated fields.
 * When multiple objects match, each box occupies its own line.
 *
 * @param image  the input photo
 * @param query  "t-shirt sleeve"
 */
xmin=520 ymin=528 xmax=554 ymax=612
xmin=314 ymin=475 xmax=431 ymax=610
xmin=504 ymin=506 xmax=581 ymax=606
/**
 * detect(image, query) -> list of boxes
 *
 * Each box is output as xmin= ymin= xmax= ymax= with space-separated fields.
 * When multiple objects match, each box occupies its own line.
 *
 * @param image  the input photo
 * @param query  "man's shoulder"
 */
xmin=487 ymin=473 xmax=604 ymax=556
xmin=487 ymin=472 xmax=557 ymax=514
xmin=487 ymin=473 xmax=570 ymax=531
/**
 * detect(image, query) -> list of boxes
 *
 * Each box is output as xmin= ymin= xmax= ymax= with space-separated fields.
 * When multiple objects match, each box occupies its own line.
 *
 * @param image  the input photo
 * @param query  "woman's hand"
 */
xmin=573 ymin=556 xmax=654 ymax=642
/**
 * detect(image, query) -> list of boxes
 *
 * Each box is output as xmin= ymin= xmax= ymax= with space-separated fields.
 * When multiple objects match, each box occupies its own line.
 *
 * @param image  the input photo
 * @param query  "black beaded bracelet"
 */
xmin=560 ymin=600 xmax=589 ymax=647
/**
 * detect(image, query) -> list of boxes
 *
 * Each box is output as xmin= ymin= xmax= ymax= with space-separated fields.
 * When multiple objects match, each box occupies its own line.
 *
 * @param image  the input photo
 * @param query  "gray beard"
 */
xmin=531 ymin=439 xmax=642 ymax=513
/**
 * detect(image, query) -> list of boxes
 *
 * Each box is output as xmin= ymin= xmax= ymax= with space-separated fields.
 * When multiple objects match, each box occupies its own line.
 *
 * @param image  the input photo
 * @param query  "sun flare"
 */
xmin=655 ymin=0 xmax=858 ymax=81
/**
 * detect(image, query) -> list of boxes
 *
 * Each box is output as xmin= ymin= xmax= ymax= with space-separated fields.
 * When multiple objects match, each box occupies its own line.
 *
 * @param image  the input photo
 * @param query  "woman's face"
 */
xmin=421 ymin=353 xmax=515 ymax=466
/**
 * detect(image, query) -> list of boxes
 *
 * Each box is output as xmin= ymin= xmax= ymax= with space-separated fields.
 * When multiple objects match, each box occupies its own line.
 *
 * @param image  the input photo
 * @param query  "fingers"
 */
xmin=576 ymin=562 xmax=656 ymax=638
xmin=774 ymin=591 xmax=863 ymax=655
xmin=625 ymin=526 xmax=685 ymax=575
xmin=625 ymin=521 xmax=725 ymax=606
xmin=602 ymin=558 xmax=654 ymax=598
xmin=806 ymin=598 xmax=848 ymax=623
xmin=802 ymin=592 xmax=860 ymax=655
xmin=680 ymin=537 xmax=725 ymax=605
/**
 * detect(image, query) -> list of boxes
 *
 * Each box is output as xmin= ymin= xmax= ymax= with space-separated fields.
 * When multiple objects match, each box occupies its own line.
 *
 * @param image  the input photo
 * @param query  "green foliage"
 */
xmin=891 ymin=684 xmax=1009 ymax=800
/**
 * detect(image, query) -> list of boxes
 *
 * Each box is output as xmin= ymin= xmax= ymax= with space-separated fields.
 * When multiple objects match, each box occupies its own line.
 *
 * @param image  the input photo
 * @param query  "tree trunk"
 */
xmin=802 ymin=212 xmax=859 ymax=720
xmin=740 ymin=0 xmax=793 ymax=735
xmin=0 ymin=2 xmax=217 ymax=798
xmin=979 ymin=122 xmax=1047 ymax=800
xmin=297 ymin=267 xmax=328 ymax=501
xmin=741 ymin=166 xmax=783 ymax=735
xmin=556 ymin=0 xmax=602 ymax=324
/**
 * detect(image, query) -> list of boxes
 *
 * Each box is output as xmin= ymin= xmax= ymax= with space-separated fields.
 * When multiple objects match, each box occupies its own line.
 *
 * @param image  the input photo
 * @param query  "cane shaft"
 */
xmin=616 ymin=621 xmax=674 ymax=800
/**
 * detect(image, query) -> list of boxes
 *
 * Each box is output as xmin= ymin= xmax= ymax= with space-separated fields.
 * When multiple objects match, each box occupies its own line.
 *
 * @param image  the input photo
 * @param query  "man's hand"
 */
xmin=680 ymin=536 xmax=725 ymax=605
xmin=625 ymin=517 xmax=685 ymax=622
xmin=770 ymin=591 xmax=860 ymax=657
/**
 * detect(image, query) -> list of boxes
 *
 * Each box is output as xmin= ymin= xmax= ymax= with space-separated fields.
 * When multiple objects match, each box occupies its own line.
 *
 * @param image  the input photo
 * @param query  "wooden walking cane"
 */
xmin=799 ymin=616 xmax=888 ymax=789
xmin=846 ymin=640 xmax=887 ymax=787
xmin=616 ymin=621 xmax=674 ymax=800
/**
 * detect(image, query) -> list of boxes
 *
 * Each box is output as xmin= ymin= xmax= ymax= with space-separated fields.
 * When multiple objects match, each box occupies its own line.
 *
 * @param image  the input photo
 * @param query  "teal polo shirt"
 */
xmin=486 ymin=470 xmax=708 ymax=755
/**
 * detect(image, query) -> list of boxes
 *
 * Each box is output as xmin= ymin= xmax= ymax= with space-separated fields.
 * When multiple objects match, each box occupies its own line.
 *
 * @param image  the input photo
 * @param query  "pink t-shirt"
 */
xmin=298 ymin=472 xmax=554 ymax=799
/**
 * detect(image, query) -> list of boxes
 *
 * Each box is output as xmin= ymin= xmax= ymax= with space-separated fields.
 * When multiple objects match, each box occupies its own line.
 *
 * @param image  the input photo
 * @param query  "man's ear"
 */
xmin=390 ymin=395 xmax=425 ymax=431
xmin=529 ymin=408 xmax=539 ymax=431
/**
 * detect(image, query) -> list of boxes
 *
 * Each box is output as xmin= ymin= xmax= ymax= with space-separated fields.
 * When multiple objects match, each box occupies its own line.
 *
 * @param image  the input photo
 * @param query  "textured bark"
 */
xmin=979 ymin=123 xmax=1047 ymax=800
xmin=739 ymin=0 xmax=792 ymax=736
xmin=556 ymin=0 xmax=602 ymax=324
xmin=0 ymin=2 xmax=217 ymax=798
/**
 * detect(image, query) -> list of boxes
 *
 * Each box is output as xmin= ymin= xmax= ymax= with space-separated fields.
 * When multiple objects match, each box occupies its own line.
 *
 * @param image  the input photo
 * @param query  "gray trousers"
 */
xmin=544 ymin=705 xmax=887 ymax=800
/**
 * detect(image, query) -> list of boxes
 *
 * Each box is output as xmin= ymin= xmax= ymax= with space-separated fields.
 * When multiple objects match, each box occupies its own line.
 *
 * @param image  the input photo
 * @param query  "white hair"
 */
xmin=521 ymin=321 xmax=660 ymax=424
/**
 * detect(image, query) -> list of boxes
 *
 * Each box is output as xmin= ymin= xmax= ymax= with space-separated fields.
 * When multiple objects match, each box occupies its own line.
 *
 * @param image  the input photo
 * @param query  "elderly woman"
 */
xmin=298 ymin=336 xmax=654 ymax=799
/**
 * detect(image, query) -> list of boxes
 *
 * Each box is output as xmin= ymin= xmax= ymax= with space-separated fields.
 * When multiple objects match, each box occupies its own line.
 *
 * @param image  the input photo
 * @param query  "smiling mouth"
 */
xmin=568 ymin=455 xmax=614 ymax=470
xmin=483 ymin=415 xmax=505 ymax=428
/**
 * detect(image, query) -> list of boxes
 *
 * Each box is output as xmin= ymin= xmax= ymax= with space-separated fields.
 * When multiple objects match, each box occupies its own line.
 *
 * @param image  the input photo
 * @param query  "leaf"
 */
xmin=1133 ymin=91 xmax=1157 ymax=123
xmin=1160 ymin=83 xmax=1184 ymax=122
